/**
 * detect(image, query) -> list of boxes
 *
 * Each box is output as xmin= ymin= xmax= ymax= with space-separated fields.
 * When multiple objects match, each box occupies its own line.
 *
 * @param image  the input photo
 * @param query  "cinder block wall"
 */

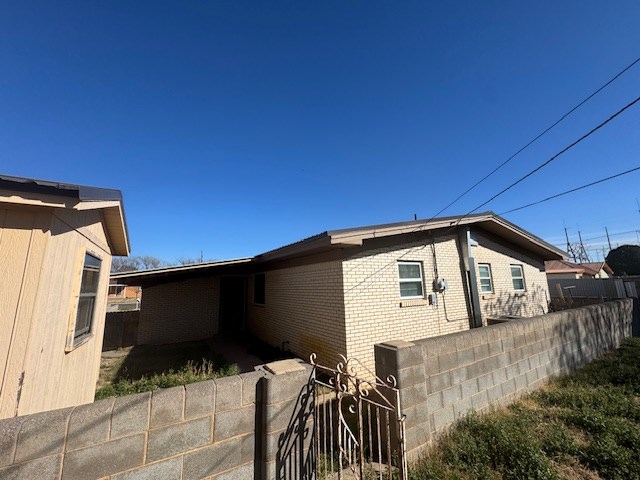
xmin=343 ymin=235 xmax=471 ymax=374
xmin=138 ymin=276 xmax=220 ymax=345
xmin=247 ymin=261 xmax=347 ymax=367
xmin=473 ymin=231 xmax=550 ymax=320
xmin=375 ymin=299 xmax=635 ymax=460
xmin=0 ymin=373 xmax=262 ymax=480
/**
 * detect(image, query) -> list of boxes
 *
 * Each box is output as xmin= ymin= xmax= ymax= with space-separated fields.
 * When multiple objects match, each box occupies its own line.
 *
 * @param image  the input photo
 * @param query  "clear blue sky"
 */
xmin=2 ymin=1 xmax=639 ymax=262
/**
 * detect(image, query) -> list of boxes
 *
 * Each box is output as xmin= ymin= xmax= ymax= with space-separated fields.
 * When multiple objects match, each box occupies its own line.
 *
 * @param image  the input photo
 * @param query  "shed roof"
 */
xmin=0 ymin=174 xmax=130 ymax=255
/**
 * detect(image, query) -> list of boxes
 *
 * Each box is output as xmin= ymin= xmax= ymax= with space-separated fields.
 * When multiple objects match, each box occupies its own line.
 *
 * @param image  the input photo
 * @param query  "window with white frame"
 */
xmin=478 ymin=263 xmax=493 ymax=293
xmin=510 ymin=264 xmax=526 ymax=291
xmin=398 ymin=261 xmax=424 ymax=298
xmin=74 ymin=253 xmax=102 ymax=339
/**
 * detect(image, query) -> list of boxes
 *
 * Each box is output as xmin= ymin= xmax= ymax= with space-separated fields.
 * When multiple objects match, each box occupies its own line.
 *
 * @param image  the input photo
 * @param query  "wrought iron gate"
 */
xmin=310 ymin=354 xmax=407 ymax=480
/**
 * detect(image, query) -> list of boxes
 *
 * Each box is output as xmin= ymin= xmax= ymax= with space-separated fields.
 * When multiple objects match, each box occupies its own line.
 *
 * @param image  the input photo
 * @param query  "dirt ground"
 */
xmin=97 ymin=335 xmax=295 ymax=392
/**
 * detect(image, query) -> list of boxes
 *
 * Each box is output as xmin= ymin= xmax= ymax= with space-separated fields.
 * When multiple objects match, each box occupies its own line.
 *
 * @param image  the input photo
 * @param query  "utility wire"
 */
xmin=500 ymin=165 xmax=640 ymax=214
xmin=343 ymin=94 xmax=640 ymax=298
xmin=466 ymin=94 xmax=640 ymax=216
xmin=431 ymin=55 xmax=640 ymax=219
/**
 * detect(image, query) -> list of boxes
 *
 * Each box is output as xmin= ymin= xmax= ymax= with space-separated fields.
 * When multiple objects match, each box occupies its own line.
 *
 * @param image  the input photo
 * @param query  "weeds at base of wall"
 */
xmin=95 ymin=359 xmax=239 ymax=399
xmin=409 ymin=338 xmax=640 ymax=480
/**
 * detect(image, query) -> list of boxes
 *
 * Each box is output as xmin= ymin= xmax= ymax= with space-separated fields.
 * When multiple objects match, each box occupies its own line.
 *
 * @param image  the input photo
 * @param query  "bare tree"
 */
xmin=111 ymin=256 xmax=169 ymax=273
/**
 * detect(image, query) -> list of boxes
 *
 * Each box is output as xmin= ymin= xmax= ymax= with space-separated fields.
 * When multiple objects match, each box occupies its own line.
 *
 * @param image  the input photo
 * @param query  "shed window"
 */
xmin=254 ymin=273 xmax=265 ymax=305
xmin=398 ymin=261 xmax=424 ymax=298
xmin=478 ymin=264 xmax=493 ymax=293
xmin=75 ymin=253 xmax=101 ymax=339
xmin=510 ymin=264 xmax=526 ymax=291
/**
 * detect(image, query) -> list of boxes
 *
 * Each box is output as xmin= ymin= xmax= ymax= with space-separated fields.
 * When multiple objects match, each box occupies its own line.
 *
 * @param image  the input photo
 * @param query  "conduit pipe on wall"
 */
xmin=458 ymin=227 xmax=483 ymax=328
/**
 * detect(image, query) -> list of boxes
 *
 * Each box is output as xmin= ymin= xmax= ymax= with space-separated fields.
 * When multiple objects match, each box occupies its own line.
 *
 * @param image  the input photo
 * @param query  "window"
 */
xmin=398 ymin=261 xmax=424 ymax=298
xmin=478 ymin=264 xmax=493 ymax=293
xmin=74 ymin=253 xmax=101 ymax=339
xmin=510 ymin=264 xmax=526 ymax=291
xmin=254 ymin=273 xmax=265 ymax=305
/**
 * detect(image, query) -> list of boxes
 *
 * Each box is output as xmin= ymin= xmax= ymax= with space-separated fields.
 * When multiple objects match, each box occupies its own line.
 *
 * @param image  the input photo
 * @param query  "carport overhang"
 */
xmin=110 ymin=258 xmax=253 ymax=287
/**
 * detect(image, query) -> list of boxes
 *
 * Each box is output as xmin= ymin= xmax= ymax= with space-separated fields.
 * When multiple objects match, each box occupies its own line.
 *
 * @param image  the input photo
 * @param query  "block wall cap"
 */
xmin=379 ymin=340 xmax=416 ymax=349
xmin=264 ymin=359 xmax=306 ymax=375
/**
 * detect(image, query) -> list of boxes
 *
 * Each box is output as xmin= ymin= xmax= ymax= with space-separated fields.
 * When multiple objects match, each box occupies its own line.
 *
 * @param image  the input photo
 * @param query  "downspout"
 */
xmin=458 ymin=227 xmax=483 ymax=328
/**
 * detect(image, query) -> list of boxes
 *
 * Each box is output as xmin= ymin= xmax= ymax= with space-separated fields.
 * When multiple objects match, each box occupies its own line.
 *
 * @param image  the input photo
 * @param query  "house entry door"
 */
xmin=219 ymin=276 xmax=246 ymax=334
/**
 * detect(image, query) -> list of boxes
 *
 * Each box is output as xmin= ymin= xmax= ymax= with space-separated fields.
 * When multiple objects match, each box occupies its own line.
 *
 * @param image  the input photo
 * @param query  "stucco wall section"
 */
xmin=342 ymin=235 xmax=471 ymax=374
xmin=246 ymin=260 xmax=346 ymax=367
xmin=473 ymin=231 xmax=550 ymax=320
xmin=138 ymin=276 xmax=220 ymax=345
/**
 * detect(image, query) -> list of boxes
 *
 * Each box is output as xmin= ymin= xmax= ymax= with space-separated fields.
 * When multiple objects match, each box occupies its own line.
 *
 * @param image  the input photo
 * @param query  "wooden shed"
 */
xmin=0 ymin=175 xmax=129 ymax=418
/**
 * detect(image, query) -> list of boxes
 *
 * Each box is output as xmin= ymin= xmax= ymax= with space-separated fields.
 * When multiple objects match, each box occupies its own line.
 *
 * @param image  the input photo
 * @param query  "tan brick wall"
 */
xmin=473 ymin=231 xmax=550 ymax=320
xmin=246 ymin=260 xmax=346 ymax=367
xmin=342 ymin=235 xmax=471 ymax=373
xmin=138 ymin=276 xmax=220 ymax=345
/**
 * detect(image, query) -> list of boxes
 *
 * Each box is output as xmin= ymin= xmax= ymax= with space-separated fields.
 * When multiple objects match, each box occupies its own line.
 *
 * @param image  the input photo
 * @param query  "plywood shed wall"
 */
xmin=0 ymin=204 xmax=112 ymax=418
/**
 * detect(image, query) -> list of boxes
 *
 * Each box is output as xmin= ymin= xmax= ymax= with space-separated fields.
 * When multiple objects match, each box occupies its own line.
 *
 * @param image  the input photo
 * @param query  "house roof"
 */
xmin=256 ymin=212 xmax=566 ymax=262
xmin=581 ymin=262 xmax=614 ymax=275
xmin=544 ymin=259 xmax=613 ymax=276
xmin=0 ymin=174 xmax=130 ymax=256
xmin=111 ymin=212 xmax=565 ymax=285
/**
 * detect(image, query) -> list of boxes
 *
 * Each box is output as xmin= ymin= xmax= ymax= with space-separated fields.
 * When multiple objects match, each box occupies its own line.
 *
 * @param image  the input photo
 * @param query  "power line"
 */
xmin=468 ymin=94 xmax=640 ymax=215
xmin=500 ymin=165 xmax=640 ymax=215
xmin=344 ymin=94 xmax=640 ymax=298
xmin=430 ymin=55 xmax=640 ymax=219
xmin=582 ymin=229 xmax=640 ymax=243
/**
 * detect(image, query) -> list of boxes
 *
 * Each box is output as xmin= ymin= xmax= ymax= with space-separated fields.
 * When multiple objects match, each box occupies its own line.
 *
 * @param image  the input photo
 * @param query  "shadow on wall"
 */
xmin=483 ymin=284 xmax=549 ymax=319
xmin=551 ymin=300 xmax=636 ymax=376
xmin=274 ymin=374 xmax=316 ymax=480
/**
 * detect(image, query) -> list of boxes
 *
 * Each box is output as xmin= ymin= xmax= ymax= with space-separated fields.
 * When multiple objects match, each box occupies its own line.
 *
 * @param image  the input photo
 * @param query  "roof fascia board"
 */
xmin=110 ymin=258 xmax=253 ymax=280
xmin=0 ymin=189 xmax=79 ymax=209
xmin=75 ymin=200 xmax=122 ymax=211
xmin=328 ymin=215 xmax=493 ymax=246
xmin=256 ymin=235 xmax=333 ymax=262
xmin=488 ymin=216 xmax=566 ymax=258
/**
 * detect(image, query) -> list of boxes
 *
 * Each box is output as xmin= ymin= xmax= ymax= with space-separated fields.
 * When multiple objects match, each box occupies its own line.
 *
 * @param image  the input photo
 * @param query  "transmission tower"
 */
xmin=564 ymin=228 xmax=591 ymax=263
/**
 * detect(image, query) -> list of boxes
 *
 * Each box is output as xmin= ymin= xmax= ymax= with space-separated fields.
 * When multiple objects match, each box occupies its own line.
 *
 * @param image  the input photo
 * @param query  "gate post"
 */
xmin=375 ymin=340 xmax=428 ymax=463
xmin=261 ymin=360 xmax=314 ymax=480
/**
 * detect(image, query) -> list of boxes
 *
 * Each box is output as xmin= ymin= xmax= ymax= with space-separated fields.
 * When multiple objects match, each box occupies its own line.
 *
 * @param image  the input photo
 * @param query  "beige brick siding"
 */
xmin=138 ymin=276 xmax=220 ymax=345
xmin=246 ymin=260 xmax=346 ymax=367
xmin=342 ymin=235 xmax=471 ymax=373
xmin=473 ymin=231 xmax=549 ymax=320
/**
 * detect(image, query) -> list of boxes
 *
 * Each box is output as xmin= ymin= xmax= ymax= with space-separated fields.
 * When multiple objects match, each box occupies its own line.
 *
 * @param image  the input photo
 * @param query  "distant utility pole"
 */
xmin=605 ymin=227 xmax=612 ymax=250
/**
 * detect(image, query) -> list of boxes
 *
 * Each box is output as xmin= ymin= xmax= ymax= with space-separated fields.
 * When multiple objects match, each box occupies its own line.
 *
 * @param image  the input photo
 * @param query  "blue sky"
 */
xmin=1 ymin=1 xmax=639 ymax=262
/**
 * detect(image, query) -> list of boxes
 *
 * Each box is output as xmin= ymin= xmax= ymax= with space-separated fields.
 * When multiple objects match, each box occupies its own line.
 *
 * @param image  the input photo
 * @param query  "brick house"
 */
xmin=112 ymin=212 xmax=564 ymax=371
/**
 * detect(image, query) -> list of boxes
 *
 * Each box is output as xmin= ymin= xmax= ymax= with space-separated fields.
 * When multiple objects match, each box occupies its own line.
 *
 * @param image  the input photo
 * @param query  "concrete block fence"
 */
xmin=375 ymin=299 xmax=635 ymax=460
xmin=1 ymin=301 xmax=635 ymax=478
xmin=0 ymin=360 xmax=313 ymax=480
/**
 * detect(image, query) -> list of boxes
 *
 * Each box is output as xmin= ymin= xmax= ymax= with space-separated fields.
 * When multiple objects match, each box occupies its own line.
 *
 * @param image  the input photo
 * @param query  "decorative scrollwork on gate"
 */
xmin=310 ymin=354 xmax=407 ymax=480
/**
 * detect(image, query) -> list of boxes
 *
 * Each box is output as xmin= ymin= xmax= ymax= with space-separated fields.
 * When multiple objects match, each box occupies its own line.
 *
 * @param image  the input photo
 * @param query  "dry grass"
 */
xmin=410 ymin=338 xmax=640 ymax=480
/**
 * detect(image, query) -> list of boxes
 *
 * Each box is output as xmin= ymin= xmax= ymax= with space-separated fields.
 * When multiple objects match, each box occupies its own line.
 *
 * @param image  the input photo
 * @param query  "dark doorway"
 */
xmin=219 ymin=276 xmax=246 ymax=334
